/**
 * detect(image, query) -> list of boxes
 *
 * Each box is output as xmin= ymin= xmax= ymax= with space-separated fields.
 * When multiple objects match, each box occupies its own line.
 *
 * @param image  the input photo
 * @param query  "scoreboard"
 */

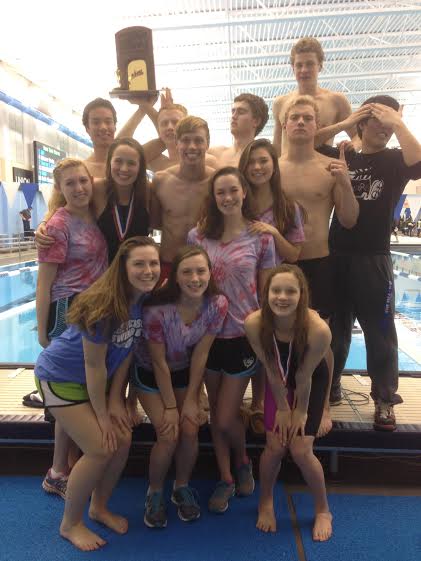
xmin=33 ymin=141 xmax=66 ymax=185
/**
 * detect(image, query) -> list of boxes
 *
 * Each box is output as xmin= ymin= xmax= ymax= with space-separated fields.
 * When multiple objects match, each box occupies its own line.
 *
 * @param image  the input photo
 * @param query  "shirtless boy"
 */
xmin=273 ymin=37 xmax=361 ymax=155
xmin=279 ymin=95 xmax=360 ymax=434
xmin=150 ymin=116 xmax=216 ymax=278
xmin=147 ymin=102 xmax=189 ymax=172
xmin=208 ymin=93 xmax=268 ymax=167
xmin=82 ymin=97 xmax=164 ymax=179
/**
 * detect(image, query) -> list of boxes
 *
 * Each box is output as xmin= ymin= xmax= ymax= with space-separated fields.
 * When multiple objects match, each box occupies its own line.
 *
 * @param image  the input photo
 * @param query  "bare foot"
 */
xmin=89 ymin=508 xmax=129 ymax=534
xmin=256 ymin=500 xmax=277 ymax=533
xmin=313 ymin=512 xmax=332 ymax=541
xmin=60 ymin=521 xmax=106 ymax=551
xmin=316 ymin=409 xmax=333 ymax=438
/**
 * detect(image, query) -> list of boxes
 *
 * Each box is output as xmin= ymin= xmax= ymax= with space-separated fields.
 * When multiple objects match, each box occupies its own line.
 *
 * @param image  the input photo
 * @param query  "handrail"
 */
xmin=0 ymin=235 xmax=36 ymax=260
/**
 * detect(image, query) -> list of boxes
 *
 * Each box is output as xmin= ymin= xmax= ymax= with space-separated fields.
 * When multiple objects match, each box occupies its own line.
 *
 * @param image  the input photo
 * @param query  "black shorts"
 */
xmin=130 ymin=363 xmax=189 ymax=393
xmin=206 ymin=336 xmax=258 ymax=377
xmin=297 ymin=256 xmax=334 ymax=319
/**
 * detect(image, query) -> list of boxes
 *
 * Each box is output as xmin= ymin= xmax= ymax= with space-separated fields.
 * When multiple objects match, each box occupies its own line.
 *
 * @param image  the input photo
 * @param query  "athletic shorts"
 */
xmin=206 ymin=336 xmax=259 ymax=377
xmin=35 ymin=377 xmax=112 ymax=408
xmin=47 ymin=294 xmax=76 ymax=339
xmin=263 ymin=359 xmax=329 ymax=436
xmin=130 ymin=363 xmax=189 ymax=393
xmin=35 ymin=377 xmax=89 ymax=408
xmin=297 ymin=256 xmax=334 ymax=319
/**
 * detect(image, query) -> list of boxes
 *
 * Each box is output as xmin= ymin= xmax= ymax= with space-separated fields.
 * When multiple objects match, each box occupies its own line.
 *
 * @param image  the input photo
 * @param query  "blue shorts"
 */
xmin=206 ymin=336 xmax=258 ymax=377
xmin=130 ymin=363 xmax=189 ymax=393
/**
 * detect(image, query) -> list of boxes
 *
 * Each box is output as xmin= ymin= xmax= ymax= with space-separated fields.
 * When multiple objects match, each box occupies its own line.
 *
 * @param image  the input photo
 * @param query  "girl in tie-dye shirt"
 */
xmin=129 ymin=246 xmax=228 ymax=528
xmin=37 ymin=159 xmax=107 ymax=348
xmin=36 ymin=158 xmax=108 ymax=509
xmin=187 ymin=167 xmax=276 ymax=514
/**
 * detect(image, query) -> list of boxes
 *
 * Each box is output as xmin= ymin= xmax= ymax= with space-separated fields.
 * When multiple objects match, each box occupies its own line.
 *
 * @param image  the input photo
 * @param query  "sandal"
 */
xmin=22 ymin=390 xmax=44 ymax=408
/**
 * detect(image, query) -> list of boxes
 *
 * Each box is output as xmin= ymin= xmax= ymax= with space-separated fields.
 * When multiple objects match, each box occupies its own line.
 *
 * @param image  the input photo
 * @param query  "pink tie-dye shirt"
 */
xmin=187 ymin=227 xmax=276 ymax=338
xmin=258 ymin=203 xmax=305 ymax=265
xmin=37 ymin=207 xmax=108 ymax=301
xmin=135 ymin=294 xmax=228 ymax=371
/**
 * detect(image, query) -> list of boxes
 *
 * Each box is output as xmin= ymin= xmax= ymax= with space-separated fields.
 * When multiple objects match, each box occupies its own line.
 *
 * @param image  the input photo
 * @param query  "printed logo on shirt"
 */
xmin=349 ymin=168 xmax=384 ymax=201
xmin=112 ymin=318 xmax=142 ymax=348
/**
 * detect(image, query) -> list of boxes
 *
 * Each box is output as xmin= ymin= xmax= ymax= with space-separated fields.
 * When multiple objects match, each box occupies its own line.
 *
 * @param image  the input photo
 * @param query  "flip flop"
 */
xmin=22 ymin=390 xmax=44 ymax=408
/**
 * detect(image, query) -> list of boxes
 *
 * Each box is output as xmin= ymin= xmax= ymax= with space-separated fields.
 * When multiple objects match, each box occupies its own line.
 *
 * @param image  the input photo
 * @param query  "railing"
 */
xmin=391 ymin=250 xmax=421 ymax=277
xmin=0 ymin=235 xmax=36 ymax=260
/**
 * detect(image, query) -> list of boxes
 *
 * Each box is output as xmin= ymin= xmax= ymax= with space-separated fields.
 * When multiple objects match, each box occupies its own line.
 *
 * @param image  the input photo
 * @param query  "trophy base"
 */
xmin=109 ymin=88 xmax=159 ymax=101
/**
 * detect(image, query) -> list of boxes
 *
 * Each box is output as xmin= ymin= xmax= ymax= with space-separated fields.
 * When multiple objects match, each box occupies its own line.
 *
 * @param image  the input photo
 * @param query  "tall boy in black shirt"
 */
xmin=327 ymin=95 xmax=421 ymax=430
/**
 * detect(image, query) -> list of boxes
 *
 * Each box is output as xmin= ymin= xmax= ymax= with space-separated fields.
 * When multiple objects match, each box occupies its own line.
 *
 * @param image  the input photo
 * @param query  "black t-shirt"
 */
xmin=328 ymin=148 xmax=421 ymax=255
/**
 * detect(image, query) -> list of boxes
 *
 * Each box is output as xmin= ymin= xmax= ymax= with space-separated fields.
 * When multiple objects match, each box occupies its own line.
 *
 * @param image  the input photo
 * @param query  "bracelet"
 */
xmin=165 ymin=405 xmax=177 ymax=410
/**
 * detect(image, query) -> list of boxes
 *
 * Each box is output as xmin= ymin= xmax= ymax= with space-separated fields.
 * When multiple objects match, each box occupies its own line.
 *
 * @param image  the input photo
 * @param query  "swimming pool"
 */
xmin=0 ymin=259 xmax=420 ymax=368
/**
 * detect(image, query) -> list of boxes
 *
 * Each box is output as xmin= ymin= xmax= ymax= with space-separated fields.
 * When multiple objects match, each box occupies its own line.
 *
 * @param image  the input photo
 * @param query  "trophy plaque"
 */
xmin=110 ymin=26 xmax=159 ymax=100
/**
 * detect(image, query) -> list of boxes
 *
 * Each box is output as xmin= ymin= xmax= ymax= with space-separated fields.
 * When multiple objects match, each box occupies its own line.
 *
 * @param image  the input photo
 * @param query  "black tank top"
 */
xmin=97 ymin=200 xmax=149 ymax=263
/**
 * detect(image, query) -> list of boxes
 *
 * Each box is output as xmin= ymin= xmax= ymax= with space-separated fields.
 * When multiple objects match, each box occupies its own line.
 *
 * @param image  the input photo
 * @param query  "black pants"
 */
xmin=330 ymin=254 xmax=402 ymax=405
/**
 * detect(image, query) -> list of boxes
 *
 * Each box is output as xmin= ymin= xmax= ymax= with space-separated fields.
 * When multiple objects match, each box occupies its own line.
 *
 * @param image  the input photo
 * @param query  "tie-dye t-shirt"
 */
xmin=258 ymin=203 xmax=305 ymax=265
xmin=38 ymin=207 xmax=108 ymax=301
xmin=187 ymin=228 xmax=276 ymax=338
xmin=135 ymin=294 xmax=228 ymax=371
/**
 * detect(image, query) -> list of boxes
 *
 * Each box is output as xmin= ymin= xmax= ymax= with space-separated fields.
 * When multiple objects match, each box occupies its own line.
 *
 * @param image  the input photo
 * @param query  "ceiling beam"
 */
xmin=149 ymin=7 xmax=421 ymax=32
xmin=154 ymin=29 xmax=421 ymax=53
xmin=172 ymin=68 xmax=421 ymax=90
xmin=155 ymin=42 xmax=421 ymax=67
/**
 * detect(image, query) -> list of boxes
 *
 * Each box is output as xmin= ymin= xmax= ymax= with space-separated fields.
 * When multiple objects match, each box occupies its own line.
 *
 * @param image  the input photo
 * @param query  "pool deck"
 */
xmin=1 ymin=368 xmax=420 ymax=458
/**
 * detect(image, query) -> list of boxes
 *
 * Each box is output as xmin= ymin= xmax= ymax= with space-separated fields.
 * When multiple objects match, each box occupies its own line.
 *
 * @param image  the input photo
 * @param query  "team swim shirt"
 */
xmin=258 ymin=203 xmax=305 ymax=264
xmin=35 ymin=302 xmax=143 ymax=384
xmin=135 ymin=294 xmax=228 ymax=371
xmin=187 ymin=228 xmax=276 ymax=338
xmin=329 ymin=148 xmax=421 ymax=254
xmin=38 ymin=207 xmax=108 ymax=301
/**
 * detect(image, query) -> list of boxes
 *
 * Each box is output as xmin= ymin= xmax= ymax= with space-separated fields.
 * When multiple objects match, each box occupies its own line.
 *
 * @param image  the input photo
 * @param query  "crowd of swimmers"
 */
xmin=29 ymin=36 xmax=421 ymax=551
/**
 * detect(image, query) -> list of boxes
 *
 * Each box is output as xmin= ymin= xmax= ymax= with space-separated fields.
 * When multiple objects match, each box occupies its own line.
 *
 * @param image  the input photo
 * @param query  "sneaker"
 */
xmin=235 ymin=461 xmax=255 ymax=497
xmin=144 ymin=490 xmax=167 ymax=528
xmin=42 ymin=469 xmax=67 ymax=499
xmin=374 ymin=401 xmax=396 ymax=431
xmin=171 ymin=485 xmax=201 ymax=522
xmin=329 ymin=384 xmax=342 ymax=406
xmin=208 ymin=481 xmax=235 ymax=513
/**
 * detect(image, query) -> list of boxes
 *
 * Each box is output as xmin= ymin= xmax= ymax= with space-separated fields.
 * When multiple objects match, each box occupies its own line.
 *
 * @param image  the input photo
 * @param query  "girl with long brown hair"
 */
xmin=123 ymin=245 xmax=228 ymax=528
xmin=188 ymin=166 xmax=276 ymax=514
xmin=34 ymin=237 xmax=160 ymax=552
xmin=239 ymin=138 xmax=306 ymax=431
xmin=36 ymin=137 xmax=150 ymax=263
xmin=239 ymin=138 xmax=305 ymax=264
xmin=244 ymin=264 xmax=332 ymax=542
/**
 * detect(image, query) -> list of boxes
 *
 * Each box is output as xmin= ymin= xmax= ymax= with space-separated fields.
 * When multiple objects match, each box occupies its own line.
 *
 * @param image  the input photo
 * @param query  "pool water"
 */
xmin=0 ymin=302 xmax=42 ymax=363
xmin=1 ymin=261 xmax=420 ymax=368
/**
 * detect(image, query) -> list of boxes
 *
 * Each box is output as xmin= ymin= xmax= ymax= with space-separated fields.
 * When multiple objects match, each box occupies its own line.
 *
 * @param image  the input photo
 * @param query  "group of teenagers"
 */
xmin=32 ymin=36 xmax=421 ymax=552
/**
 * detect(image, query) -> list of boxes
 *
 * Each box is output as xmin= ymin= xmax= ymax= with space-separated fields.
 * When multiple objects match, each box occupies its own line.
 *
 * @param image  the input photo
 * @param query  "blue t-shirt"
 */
xmin=35 ymin=302 xmax=143 ymax=384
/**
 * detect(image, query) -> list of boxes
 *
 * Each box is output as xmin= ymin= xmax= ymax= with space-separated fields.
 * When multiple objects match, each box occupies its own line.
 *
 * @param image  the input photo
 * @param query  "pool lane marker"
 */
xmin=8 ymin=367 xmax=26 ymax=379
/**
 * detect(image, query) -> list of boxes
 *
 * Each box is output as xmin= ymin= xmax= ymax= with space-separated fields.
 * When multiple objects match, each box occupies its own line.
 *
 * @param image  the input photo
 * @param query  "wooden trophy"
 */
xmin=110 ymin=26 xmax=159 ymax=100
